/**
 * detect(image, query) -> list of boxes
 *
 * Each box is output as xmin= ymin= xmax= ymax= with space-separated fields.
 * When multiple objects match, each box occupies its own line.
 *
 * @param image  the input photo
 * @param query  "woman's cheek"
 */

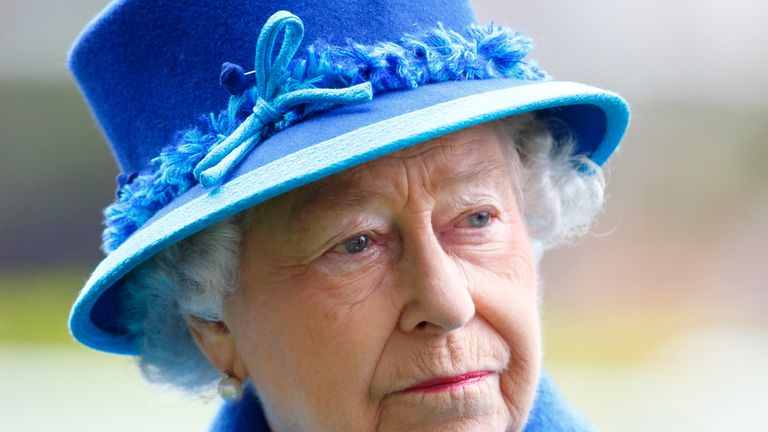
xmin=457 ymin=222 xmax=540 ymax=428
xmin=447 ymin=221 xmax=532 ymax=278
xmin=308 ymin=245 xmax=390 ymax=306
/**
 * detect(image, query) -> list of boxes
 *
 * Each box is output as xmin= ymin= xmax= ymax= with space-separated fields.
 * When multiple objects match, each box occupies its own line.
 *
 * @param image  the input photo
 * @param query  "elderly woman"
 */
xmin=68 ymin=0 xmax=629 ymax=431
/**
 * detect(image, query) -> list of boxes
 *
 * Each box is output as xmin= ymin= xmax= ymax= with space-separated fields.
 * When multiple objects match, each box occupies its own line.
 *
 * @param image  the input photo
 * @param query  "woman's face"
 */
xmin=221 ymin=124 xmax=541 ymax=431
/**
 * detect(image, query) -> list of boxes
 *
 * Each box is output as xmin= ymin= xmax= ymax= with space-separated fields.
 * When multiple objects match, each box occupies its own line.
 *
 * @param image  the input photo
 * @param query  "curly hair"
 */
xmin=119 ymin=112 xmax=607 ymax=393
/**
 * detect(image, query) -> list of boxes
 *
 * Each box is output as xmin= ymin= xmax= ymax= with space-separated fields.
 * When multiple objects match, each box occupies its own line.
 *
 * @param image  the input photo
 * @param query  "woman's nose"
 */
xmin=397 ymin=221 xmax=475 ymax=334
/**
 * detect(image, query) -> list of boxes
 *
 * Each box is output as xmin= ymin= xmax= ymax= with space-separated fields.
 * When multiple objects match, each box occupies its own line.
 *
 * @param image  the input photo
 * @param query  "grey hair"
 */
xmin=119 ymin=112 xmax=606 ymax=392
xmin=492 ymin=114 xmax=607 ymax=257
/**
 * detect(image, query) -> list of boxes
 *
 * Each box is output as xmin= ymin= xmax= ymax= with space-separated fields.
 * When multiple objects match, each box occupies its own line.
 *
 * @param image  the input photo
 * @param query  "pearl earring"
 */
xmin=218 ymin=374 xmax=244 ymax=402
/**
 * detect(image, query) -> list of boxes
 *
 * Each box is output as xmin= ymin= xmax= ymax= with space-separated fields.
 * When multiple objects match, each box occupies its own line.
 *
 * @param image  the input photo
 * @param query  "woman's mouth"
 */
xmin=402 ymin=371 xmax=492 ymax=394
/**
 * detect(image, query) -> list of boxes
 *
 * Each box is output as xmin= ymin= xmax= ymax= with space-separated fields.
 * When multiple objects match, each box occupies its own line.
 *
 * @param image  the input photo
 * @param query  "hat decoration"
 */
xmin=193 ymin=12 xmax=374 ymax=188
xmin=101 ymin=10 xmax=548 ymax=253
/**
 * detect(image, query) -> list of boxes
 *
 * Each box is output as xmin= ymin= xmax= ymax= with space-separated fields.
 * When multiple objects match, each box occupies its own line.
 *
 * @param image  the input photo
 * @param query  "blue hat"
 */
xmin=68 ymin=0 xmax=629 ymax=354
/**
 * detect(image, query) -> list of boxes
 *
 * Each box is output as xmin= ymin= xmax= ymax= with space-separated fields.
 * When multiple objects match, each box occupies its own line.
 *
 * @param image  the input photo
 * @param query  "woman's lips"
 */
xmin=402 ymin=371 xmax=492 ymax=394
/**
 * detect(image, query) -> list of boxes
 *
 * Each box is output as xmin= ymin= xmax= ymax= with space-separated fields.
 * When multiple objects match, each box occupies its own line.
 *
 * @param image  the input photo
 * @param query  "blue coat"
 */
xmin=209 ymin=370 xmax=593 ymax=431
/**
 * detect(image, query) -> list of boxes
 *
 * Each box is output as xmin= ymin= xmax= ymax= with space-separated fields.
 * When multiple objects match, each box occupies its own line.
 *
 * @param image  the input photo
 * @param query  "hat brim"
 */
xmin=70 ymin=78 xmax=630 ymax=354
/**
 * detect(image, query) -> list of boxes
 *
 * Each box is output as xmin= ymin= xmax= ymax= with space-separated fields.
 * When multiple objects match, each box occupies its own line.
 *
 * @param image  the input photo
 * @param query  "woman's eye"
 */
xmin=465 ymin=210 xmax=492 ymax=228
xmin=333 ymin=235 xmax=371 ymax=254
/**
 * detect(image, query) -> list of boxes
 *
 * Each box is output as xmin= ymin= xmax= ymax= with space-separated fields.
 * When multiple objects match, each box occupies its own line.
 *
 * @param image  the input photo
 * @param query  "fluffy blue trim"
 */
xmin=102 ymin=23 xmax=548 ymax=253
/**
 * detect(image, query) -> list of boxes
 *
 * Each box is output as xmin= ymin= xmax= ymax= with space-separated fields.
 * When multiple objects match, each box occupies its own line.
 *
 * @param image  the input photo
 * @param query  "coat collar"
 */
xmin=209 ymin=370 xmax=594 ymax=431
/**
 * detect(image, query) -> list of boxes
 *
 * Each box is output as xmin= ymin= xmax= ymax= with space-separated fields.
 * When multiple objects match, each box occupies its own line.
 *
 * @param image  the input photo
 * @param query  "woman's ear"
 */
xmin=186 ymin=316 xmax=247 ymax=380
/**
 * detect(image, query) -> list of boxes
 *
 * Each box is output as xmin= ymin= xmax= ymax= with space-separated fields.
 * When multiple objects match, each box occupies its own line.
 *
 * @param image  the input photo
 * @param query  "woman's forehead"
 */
xmin=320 ymin=124 xmax=508 ymax=186
xmin=274 ymin=125 xmax=513 ymax=221
xmin=384 ymin=123 xmax=504 ymax=160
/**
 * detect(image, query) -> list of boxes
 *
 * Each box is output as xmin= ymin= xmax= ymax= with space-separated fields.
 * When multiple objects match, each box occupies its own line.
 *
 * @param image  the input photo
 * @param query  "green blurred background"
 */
xmin=1 ymin=0 xmax=766 ymax=430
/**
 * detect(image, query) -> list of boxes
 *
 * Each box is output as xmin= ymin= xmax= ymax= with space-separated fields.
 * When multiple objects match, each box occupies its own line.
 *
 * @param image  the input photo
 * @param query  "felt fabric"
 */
xmin=99 ymin=16 xmax=548 ymax=254
xmin=209 ymin=370 xmax=594 ymax=431
xmin=66 ymin=0 xmax=630 ymax=354
xmin=69 ymin=0 xmax=477 ymax=174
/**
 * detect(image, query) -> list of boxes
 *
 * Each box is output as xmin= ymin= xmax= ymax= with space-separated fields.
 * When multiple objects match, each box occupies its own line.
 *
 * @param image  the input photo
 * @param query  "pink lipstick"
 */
xmin=402 ymin=371 xmax=491 ymax=394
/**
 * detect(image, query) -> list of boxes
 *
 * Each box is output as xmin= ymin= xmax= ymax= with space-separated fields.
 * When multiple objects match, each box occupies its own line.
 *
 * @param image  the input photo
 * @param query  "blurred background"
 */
xmin=0 ymin=0 xmax=766 ymax=430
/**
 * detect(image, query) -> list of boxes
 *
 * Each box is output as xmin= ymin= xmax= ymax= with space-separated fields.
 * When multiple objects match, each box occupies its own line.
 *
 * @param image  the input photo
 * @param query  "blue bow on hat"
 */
xmin=194 ymin=11 xmax=373 ymax=187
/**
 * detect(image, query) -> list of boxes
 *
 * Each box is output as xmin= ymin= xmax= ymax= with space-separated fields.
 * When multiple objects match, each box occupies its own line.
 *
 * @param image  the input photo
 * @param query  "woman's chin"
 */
xmin=375 ymin=373 xmax=522 ymax=432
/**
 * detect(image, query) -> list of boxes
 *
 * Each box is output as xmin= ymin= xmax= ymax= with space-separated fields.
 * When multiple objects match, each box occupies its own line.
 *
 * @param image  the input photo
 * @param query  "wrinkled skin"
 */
xmin=189 ymin=124 xmax=542 ymax=432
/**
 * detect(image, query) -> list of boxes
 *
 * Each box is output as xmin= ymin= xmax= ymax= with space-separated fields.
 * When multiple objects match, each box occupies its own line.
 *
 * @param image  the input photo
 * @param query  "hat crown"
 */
xmin=68 ymin=0 xmax=478 ymax=174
